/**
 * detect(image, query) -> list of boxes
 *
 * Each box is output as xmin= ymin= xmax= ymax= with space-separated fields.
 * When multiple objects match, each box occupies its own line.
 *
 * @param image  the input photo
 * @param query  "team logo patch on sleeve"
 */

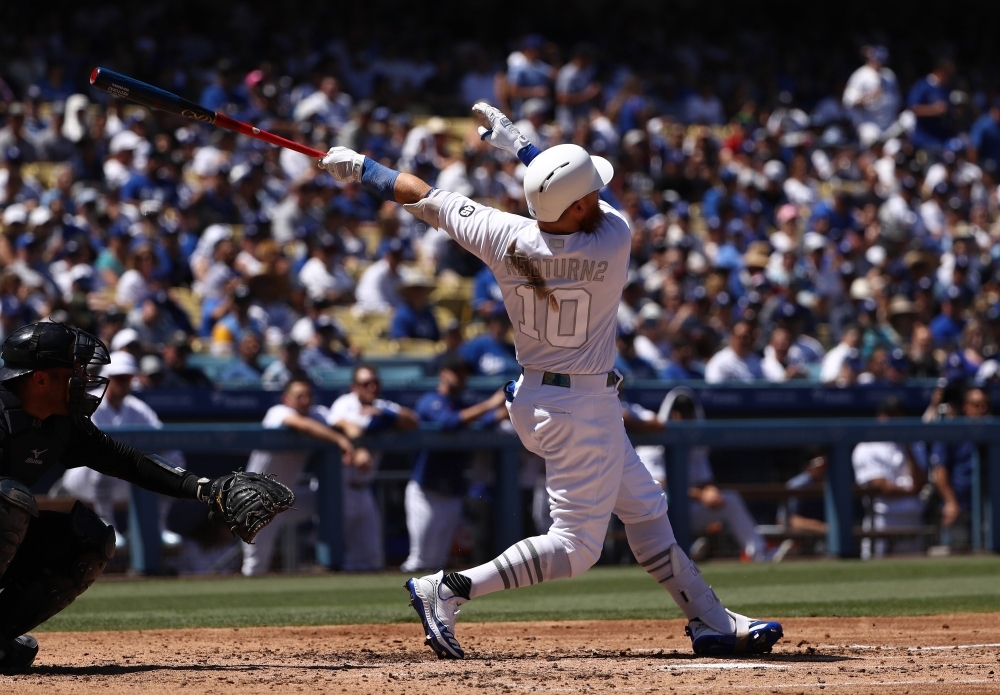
xmin=459 ymin=204 xmax=475 ymax=217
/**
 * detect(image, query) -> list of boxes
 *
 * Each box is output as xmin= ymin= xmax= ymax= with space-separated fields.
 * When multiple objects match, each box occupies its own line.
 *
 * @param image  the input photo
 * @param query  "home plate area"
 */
xmin=3 ymin=614 xmax=998 ymax=694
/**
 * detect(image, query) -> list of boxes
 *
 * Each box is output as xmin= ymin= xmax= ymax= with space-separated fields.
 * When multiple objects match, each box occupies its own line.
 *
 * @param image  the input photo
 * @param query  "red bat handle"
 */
xmin=214 ymin=113 xmax=327 ymax=159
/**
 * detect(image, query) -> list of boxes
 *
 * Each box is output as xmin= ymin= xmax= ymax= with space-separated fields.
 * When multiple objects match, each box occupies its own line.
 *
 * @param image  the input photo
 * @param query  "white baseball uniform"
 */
xmin=406 ymin=190 xmax=727 ymax=621
xmin=241 ymin=403 xmax=328 ymax=576
xmin=327 ymin=392 xmax=391 ymax=571
xmin=61 ymin=395 xmax=185 ymax=534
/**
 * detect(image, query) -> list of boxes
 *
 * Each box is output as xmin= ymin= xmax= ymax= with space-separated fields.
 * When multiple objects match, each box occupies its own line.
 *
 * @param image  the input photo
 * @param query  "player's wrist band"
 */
xmin=360 ymin=157 xmax=400 ymax=201
xmin=517 ymin=143 xmax=541 ymax=166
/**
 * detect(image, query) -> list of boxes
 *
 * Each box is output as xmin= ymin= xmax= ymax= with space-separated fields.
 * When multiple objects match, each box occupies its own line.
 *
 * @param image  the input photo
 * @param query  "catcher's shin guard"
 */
xmin=0 ymin=502 xmax=115 ymax=640
xmin=0 ymin=479 xmax=38 ymax=580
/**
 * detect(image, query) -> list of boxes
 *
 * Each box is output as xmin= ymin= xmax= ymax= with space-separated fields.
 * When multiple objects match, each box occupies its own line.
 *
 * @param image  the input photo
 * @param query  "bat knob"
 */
xmin=90 ymin=68 xmax=99 ymax=85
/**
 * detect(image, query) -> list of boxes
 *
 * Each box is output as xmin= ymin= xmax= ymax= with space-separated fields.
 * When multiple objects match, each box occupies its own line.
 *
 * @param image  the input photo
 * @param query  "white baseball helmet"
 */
xmin=522 ymin=144 xmax=614 ymax=222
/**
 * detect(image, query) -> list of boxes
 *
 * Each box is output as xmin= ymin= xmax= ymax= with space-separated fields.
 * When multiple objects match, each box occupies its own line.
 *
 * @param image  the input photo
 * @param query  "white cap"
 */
xmin=522 ymin=144 xmax=614 ymax=223
xmin=849 ymin=278 xmax=873 ymax=301
xmin=101 ymin=350 xmax=138 ymax=377
xmin=28 ymin=206 xmax=52 ymax=228
xmin=865 ymin=245 xmax=887 ymax=267
xmin=770 ymin=231 xmax=793 ymax=253
xmin=110 ymin=327 xmax=140 ymax=351
xmin=2 ymin=204 xmax=27 ymax=226
xmin=109 ymin=130 xmax=142 ymax=155
xmin=803 ymin=231 xmax=828 ymax=252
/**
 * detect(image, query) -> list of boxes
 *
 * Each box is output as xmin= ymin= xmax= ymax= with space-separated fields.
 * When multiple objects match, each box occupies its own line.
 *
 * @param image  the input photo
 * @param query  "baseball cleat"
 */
xmin=686 ymin=609 xmax=783 ymax=656
xmin=0 ymin=634 xmax=38 ymax=673
xmin=404 ymin=570 xmax=465 ymax=659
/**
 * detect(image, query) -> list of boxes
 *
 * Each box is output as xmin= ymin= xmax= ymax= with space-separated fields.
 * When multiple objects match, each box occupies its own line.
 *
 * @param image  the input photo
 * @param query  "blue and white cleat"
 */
xmin=686 ymin=609 xmax=783 ymax=656
xmin=405 ymin=570 xmax=466 ymax=659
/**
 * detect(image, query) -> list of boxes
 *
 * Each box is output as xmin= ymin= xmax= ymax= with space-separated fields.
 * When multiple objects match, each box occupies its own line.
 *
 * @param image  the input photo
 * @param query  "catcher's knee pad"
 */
xmin=0 ymin=478 xmax=38 ymax=579
xmin=0 ymin=502 xmax=113 ymax=640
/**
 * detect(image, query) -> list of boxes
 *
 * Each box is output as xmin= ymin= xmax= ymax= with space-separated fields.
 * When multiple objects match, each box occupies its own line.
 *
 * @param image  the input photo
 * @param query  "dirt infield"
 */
xmin=4 ymin=613 xmax=999 ymax=694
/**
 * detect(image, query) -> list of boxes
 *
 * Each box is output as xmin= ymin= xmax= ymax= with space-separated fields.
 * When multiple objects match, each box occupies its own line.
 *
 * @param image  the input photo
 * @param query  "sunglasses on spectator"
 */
xmin=354 ymin=379 xmax=380 ymax=388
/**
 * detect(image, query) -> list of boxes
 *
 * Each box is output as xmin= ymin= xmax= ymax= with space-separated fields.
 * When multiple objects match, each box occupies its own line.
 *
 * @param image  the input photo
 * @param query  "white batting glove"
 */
xmin=320 ymin=146 xmax=365 ymax=182
xmin=473 ymin=102 xmax=532 ymax=157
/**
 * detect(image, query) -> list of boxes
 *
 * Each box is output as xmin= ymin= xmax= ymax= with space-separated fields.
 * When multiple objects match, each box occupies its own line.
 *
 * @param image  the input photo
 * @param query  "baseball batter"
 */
xmin=321 ymin=103 xmax=783 ymax=658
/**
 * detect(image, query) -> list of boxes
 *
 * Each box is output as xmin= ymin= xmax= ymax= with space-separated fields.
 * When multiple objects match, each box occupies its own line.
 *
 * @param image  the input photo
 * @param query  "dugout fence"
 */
xmin=110 ymin=418 xmax=1000 ymax=573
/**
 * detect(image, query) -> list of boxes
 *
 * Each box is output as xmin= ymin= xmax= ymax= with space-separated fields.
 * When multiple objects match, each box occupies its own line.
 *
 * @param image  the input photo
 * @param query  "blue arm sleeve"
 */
xmin=360 ymin=157 xmax=400 ymax=201
xmin=517 ymin=143 xmax=542 ymax=166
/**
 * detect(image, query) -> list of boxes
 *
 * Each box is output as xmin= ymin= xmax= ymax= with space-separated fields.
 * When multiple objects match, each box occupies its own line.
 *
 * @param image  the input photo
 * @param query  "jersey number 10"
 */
xmin=514 ymin=286 xmax=592 ymax=349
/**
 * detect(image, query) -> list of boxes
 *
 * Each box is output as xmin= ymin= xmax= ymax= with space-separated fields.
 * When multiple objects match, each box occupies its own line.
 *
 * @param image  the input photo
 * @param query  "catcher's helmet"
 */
xmin=0 ymin=322 xmax=111 ymax=414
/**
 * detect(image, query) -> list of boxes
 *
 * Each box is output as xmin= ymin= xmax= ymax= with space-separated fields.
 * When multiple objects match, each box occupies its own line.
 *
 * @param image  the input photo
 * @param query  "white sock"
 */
xmin=458 ymin=535 xmax=572 ymax=599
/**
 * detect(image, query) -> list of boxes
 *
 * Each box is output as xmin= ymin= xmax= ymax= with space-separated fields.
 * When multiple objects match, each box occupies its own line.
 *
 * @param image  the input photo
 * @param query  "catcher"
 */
xmin=0 ymin=321 xmax=294 ymax=672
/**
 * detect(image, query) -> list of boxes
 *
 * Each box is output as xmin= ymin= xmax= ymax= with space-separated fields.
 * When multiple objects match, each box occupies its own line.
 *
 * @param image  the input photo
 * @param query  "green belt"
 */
xmin=541 ymin=371 xmax=620 ymax=388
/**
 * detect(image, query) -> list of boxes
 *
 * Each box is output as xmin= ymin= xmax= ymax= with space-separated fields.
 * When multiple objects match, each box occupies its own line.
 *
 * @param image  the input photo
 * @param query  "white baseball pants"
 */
xmin=507 ymin=370 xmax=668 ymax=576
xmin=401 ymin=480 xmax=463 ymax=573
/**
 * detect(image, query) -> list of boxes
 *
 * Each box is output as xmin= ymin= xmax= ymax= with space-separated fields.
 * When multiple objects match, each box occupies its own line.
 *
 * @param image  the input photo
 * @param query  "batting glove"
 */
xmin=473 ymin=102 xmax=532 ymax=157
xmin=320 ymin=146 xmax=365 ymax=182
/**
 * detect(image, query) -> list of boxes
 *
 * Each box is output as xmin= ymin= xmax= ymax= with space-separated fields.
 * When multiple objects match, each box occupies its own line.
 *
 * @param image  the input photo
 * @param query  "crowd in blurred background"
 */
xmin=2 ymin=3 xmax=1000 ymax=390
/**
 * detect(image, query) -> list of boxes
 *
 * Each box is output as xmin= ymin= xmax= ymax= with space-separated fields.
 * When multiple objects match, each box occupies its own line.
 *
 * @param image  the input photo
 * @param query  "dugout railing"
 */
xmin=110 ymin=417 xmax=1000 ymax=573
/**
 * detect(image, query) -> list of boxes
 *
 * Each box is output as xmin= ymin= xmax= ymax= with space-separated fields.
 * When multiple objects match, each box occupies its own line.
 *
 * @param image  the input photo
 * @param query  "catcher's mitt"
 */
xmin=202 ymin=471 xmax=295 ymax=543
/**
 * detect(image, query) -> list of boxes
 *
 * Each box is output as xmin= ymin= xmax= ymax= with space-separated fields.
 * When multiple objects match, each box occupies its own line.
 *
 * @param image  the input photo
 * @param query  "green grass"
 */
xmin=39 ymin=556 xmax=1000 ymax=632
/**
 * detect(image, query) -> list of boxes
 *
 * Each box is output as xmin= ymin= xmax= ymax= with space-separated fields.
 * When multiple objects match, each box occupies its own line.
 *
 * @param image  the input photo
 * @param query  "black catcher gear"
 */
xmin=200 ymin=471 xmax=296 ymax=543
xmin=0 ymin=479 xmax=37 ymax=579
xmin=0 ymin=322 xmax=111 ymax=416
xmin=0 ymin=502 xmax=115 ymax=641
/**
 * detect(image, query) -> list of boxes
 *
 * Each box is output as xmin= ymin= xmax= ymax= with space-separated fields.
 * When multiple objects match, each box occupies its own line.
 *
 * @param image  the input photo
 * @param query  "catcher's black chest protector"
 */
xmin=0 ymin=388 xmax=72 ymax=487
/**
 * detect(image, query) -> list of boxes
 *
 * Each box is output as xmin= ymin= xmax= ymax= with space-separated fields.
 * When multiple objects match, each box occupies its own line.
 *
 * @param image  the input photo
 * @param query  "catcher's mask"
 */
xmin=0 ymin=321 xmax=111 ymax=416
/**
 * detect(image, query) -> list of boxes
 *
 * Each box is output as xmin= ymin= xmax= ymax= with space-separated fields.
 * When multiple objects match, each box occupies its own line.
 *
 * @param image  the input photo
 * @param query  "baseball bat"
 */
xmin=89 ymin=67 xmax=326 ymax=159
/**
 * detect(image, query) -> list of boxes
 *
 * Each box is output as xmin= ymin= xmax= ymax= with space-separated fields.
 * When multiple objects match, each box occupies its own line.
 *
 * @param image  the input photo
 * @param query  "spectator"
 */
xmin=705 ymin=321 xmax=763 ymax=383
xmin=137 ymin=355 xmax=165 ymax=390
xmin=615 ymin=329 xmax=658 ymax=380
xmin=0 ymin=104 xmax=39 ymax=162
xmin=820 ymin=324 xmax=861 ymax=384
xmin=851 ymin=397 xmax=928 ymax=559
xmin=762 ymin=326 xmax=810 ymax=382
xmin=389 ymin=272 xmax=440 ymax=341
xmin=328 ymin=364 xmax=419 ymax=571
xmin=159 ymin=333 xmax=213 ymax=389
xmin=261 ymin=337 xmax=310 ymax=391
xmin=842 ymin=45 xmax=901 ymax=138
xmin=217 ymin=332 xmax=265 ymax=386
xmin=930 ymin=386 xmax=990 ymax=552
xmin=504 ymin=35 xmax=553 ymax=119
xmin=300 ymin=315 xmax=355 ymax=370
xmin=554 ymin=44 xmax=600 ymax=132
xmin=970 ymin=98 xmax=1000 ymax=172
xmin=402 ymin=357 xmax=507 ymax=572
xmin=298 ymin=233 xmax=355 ymax=305
xmin=210 ymin=284 xmax=267 ymax=356
xmin=660 ymin=331 xmax=705 ymax=380
xmin=907 ymin=57 xmax=956 ymax=150
xmin=354 ymin=238 xmax=404 ymax=315
xmin=241 ymin=379 xmax=355 ymax=576
xmin=60 ymin=351 xmax=185 ymax=548
xmin=459 ymin=308 xmax=519 ymax=377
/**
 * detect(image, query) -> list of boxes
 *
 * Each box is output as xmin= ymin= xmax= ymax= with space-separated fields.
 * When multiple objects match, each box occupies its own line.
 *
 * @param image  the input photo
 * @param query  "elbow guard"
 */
xmin=402 ymin=188 xmax=445 ymax=227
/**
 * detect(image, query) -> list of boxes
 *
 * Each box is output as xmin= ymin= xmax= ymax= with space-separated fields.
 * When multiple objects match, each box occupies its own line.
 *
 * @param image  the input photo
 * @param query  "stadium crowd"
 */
xmin=2 ymin=8 xmax=1000 ymax=390
xmin=1 ymin=4 xmax=996 ymax=567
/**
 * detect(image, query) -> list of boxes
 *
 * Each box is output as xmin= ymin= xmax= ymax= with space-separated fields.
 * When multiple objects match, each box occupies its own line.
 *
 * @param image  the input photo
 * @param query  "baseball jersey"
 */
xmin=246 ymin=404 xmax=328 ymax=474
xmin=428 ymin=191 xmax=630 ymax=374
